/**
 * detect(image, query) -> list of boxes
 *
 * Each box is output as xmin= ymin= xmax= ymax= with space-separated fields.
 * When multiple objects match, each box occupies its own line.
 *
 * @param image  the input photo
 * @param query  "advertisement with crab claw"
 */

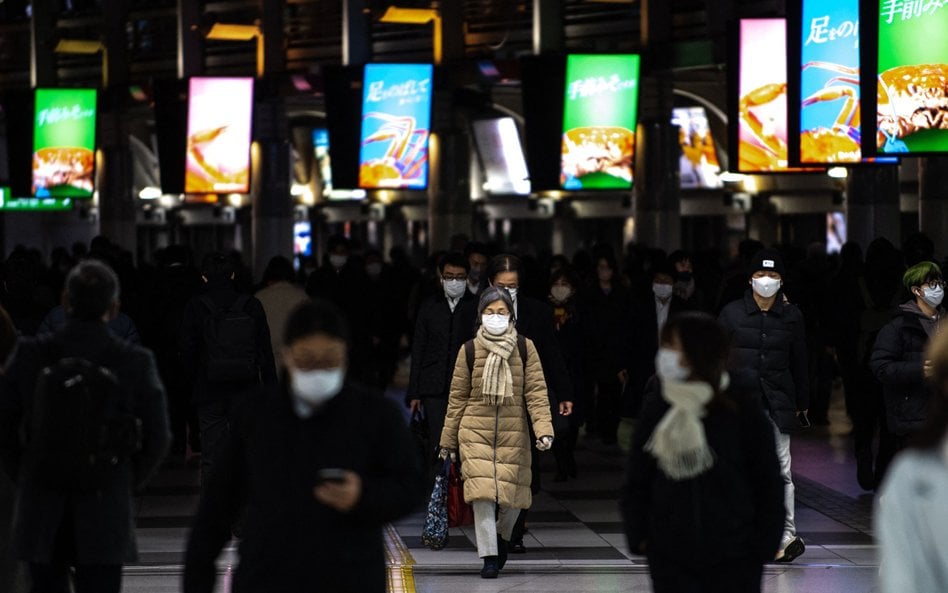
xmin=184 ymin=77 xmax=254 ymax=194
xmin=872 ymin=0 xmax=948 ymax=154
xmin=358 ymin=63 xmax=433 ymax=190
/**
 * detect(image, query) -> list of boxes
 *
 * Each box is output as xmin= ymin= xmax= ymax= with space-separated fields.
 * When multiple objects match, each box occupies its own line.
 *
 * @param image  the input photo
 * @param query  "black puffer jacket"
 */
xmin=407 ymin=293 xmax=477 ymax=401
xmin=718 ymin=291 xmax=809 ymax=432
xmin=870 ymin=302 xmax=939 ymax=436
xmin=621 ymin=378 xmax=785 ymax=567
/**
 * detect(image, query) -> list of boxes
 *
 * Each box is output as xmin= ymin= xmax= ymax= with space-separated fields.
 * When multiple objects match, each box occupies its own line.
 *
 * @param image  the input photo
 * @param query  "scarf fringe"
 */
xmin=645 ymin=439 xmax=715 ymax=480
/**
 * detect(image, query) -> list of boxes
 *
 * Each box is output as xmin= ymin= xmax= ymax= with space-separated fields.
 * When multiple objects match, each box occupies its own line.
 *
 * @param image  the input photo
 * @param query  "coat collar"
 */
xmin=742 ymin=289 xmax=785 ymax=316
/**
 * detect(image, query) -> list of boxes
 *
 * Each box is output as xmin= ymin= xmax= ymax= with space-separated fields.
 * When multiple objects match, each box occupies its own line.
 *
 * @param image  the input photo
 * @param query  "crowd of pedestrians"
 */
xmin=0 ymin=230 xmax=945 ymax=591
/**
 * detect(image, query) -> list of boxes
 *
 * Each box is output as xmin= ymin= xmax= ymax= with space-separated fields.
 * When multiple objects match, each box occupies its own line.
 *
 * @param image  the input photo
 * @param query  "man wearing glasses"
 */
xmin=408 ymin=253 xmax=478 ymax=465
xmin=872 ymin=262 xmax=945 ymax=456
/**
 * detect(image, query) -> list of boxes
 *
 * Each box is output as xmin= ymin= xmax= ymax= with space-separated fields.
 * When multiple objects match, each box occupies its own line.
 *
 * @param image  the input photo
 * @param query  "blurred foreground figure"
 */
xmin=184 ymin=300 xmax=426 ymax=593
xmin=875 ymin=325 xmax=948 ymax=593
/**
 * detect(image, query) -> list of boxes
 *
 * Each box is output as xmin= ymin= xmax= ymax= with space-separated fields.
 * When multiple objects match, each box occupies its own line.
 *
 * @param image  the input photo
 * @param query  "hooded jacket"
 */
xmin=440 ymin=337 xmax=553 ymax=509
xmin=870 ymin=301 xmax=941 ymax=436
xmin=718 ymin=290 xmax=809 ymax=432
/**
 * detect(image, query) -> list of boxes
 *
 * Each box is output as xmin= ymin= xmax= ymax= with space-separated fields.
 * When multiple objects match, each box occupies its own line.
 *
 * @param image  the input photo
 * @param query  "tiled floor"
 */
xmin=108 ymin=384 xmax=883 ymax=592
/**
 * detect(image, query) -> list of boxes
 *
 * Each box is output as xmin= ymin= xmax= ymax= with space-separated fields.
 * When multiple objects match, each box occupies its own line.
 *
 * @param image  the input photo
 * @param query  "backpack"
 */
xmin=201 ymin=295 xmax=258 ymax=383
xmin=22 ymin=343 xmax=142 ymax=491
xmin=464 ymin=335 xmax=528 ymax=375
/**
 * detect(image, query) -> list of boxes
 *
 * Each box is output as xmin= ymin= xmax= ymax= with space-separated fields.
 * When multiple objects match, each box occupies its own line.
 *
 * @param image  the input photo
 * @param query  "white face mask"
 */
xmin=329 ymin=254 xmax=348 ymax=269
xmin=752 ymin=276 xmax=781 ymax=299
xmin=443 ymin=279 xmax=467 ymax=299
xmin=656 ymin=347 xmax=690 ymax=382
xmin=504 ymin=287 xmax=518 ymax=301
xmin=653 ymin=283 xmax=674 ymax=300
xmin=482 ymin=314 xmax=511 ymax=336
xmin=920 ymin=285 xmax=945 ymax=308
xmin=289 ymin=367 xmax=345 ymax=411
xmin=550 ymin=285 xmax=573 ymax=303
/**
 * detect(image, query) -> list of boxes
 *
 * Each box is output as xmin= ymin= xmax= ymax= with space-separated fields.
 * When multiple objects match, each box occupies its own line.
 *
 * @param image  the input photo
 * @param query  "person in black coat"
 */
xmin=718 ymin=249 xmax=809 ymax=563
xmin=622 ymin=312 xmax=784 ymax=593
xmin=0 ymin=260 xmax=171 ymax=593
xmin=407 ymin=253 xmax=477 ymax=462
xmin=184 ymin=300 xmax=426 ymax=593
xmin=178 ymin=252 xmax=277 ymax=487
xmin=871 ymin=261 xmax=945 ymax=445
xmin=487 ymin=254 xmax=574 ymax=553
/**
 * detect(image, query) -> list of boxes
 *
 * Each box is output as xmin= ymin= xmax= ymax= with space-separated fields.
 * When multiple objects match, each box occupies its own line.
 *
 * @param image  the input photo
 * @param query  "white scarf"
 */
xmin=474 ymin=324 xmax=518 ymax=405
xmin=644 ymin=375 xmax=727 ymax=480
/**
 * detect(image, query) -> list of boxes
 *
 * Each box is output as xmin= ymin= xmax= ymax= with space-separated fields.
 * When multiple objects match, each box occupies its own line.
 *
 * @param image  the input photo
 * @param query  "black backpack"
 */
xmin=200 ymin=294 xmax=258 ymax=383
xmin=23 ymin=344 xmax=142 ymax=491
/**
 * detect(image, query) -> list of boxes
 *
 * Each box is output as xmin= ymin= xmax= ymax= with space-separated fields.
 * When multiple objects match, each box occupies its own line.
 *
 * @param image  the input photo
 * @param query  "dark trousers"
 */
xmin=29 ymin=563 xmax=121 ymax=593
xmin=197 ymin=399 xmax=234 ymax=488
xmin=594 ymin=379 xmax=623 ymax=443
xmin=422 ymin=397 xmax=448 ymax=459
xmin=648 ymin=557 xmax=763 ymax=593
xmin=850 ymin=370 xmax=898 ymax=486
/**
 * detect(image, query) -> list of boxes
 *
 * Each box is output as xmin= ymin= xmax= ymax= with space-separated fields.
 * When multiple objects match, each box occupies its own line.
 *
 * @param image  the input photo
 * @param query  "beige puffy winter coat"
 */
xmin=440 ymin=337 xmax=553 ymax=509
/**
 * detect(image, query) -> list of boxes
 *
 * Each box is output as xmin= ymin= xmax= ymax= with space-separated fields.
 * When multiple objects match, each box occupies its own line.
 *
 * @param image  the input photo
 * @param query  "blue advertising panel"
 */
xmin=798 ymin=0 xmax=862 ymax=163
xmin=358 ymin=64 xmax=433 ymax=190
xmin=313 ymin=128 xmax=333 ymax=194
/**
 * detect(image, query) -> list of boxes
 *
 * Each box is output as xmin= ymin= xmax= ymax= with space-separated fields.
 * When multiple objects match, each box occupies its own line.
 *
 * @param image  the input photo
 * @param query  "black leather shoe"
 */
xmin=775 ymin=537 xmax=805 ymax=563
xmin=481 ymin=556 xmax=499 ymax=578
xmin=509 ymin=539 xmax=527 ymax=554
xmin=497 ymin=536 xmax=508 ymax=569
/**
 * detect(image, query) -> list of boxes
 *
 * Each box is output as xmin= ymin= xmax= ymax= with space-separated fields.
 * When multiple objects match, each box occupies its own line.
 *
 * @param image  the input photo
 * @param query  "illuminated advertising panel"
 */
xmin=313 ymin=128 xmax=333 ymax=194
xmin=32 ymin=88 xmax=97 ymax=198
xmin=185 ymin=77 xmax=254 ymax=193
xmin=672 ymin=107 xmax=722 ymax=189
xmin=798 ymin=0 xmax=863 ymax=163
xmin=0 ymin=187 xmax=72 ymax=211
xmin=358 ymin=64 xmax=433 ymax=190
xmin=560 ymin=54 xmax=640 ymax=190
xmin=736 ymin=19 xmax=800 ymax=172
xmin=472 ymin=118 xmax=530 ymax=195
xmin=875 ymin=1 xmax=948 ymax=154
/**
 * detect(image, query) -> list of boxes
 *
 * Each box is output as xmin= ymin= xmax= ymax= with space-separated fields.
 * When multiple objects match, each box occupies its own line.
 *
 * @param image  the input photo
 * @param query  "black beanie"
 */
xmin=748 ymin=249 xmax=786 ymax=277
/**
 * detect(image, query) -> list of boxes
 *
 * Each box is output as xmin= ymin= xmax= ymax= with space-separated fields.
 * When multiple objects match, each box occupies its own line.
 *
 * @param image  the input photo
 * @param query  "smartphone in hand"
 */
xmin=316 ymin=468 xmax=349 ymax=484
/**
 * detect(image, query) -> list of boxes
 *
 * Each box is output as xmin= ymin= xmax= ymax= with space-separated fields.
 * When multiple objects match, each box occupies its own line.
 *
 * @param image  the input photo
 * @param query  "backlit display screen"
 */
xmin=672 ymin=107 xmax=722 ymax=189
xmin=32 ymin=88 xmax=97 ymax=198
xmin=185 ymin=77 xmax=254 ymax=193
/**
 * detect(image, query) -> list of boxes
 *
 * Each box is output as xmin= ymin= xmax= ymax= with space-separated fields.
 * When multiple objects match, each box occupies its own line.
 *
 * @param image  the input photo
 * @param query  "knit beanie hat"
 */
xmin=748 ymin=249 xmax=786 ymax=277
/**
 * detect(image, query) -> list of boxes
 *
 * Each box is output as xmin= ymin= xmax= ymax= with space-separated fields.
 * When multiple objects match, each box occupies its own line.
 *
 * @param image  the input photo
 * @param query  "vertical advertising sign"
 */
xmin=358 ymin=64 xmax=433 ymax=190
xmin=876 ymin=2 xmax=948 ymax=154
xmin=185 ymin=77 xmax=254 ymax=193
xmin=672 ymin=107 xmax=723 ymax=188
xmin=560 ymin=54 xmax=640 ymax=190
xmin=32 ymin=88 xmax=97 ymax=198
xmin=313 ymin=128 xmax=334 ymax=195
xmin=737 ymin=19 xmax=798 ymax=172
xmin=472 ymin=118 xmax=531 ymax=195
xmin=798 ymin=0 xmax=862 ymax=163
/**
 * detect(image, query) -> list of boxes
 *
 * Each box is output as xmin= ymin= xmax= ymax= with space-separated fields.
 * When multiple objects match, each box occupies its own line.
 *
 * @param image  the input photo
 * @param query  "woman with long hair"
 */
xmin=622 ymin=312 xmax=785 ymax=593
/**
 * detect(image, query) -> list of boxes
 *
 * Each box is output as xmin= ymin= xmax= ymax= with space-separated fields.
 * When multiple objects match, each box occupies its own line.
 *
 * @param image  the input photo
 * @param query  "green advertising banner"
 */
xmin=876 ymin=2 xmax=948 ymax=153
xmin=560 ymin=54 xmax=640 ymax=190
xmin=32 ymin=88 xmax=97 ymax=198
xmin=0 ymin=187 xmax=73 ymax=211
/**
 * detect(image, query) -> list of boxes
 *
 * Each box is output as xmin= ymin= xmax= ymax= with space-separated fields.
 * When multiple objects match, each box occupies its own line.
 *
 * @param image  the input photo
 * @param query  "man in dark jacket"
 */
xmin=871 ymin=261 xmax=944 ymax=444
xmin=184 ymin=300 xmax=425 ymax=593
xmin=407 ymin=253 xmax=477 ymax=460
xmin=718 ymin=249 xmax=809 ymax=564
xmin=0 ymin=260 xmax=171 ymax=593
xmin=178 ymin=252 xmax=276 ymax=486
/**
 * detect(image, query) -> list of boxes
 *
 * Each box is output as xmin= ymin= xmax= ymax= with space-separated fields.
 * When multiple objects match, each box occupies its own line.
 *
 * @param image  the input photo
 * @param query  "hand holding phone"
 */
xmin=316 ymin=468 xmax=349 ymax=484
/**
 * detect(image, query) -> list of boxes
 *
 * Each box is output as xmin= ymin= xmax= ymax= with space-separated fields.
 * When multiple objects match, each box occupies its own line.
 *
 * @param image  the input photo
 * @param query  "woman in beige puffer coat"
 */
xmin=440 ymin=286 xmax=553 ymax=579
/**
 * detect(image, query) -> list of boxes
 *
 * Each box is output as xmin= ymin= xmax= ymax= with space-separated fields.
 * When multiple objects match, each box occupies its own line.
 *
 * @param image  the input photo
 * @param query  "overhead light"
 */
xmin=719 ymin=171 xmax=747 ymax=183
xmin=378 ymin=6 xmax=442 ymax=64
xmin=204 ymin=22 xmax=264 ymax=77
xmin=827 ymin=167 xmax=848 ymax=179
xmin=138 ymin=186 xmax=162 ymax=200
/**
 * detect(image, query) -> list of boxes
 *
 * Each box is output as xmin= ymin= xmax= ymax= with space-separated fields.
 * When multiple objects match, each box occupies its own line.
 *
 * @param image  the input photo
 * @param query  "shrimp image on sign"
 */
xmin=358 ymin=112 xmax=429 ymax=188
xmin=185 ymin=125 xmax=251 ymax=193
xmin=876 ymin=64 xmax=948 ymax=153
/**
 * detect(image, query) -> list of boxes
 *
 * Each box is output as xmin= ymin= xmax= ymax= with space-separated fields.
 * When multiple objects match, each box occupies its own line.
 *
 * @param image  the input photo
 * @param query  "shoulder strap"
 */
xmin=464 ymin=340 xmax=475 ymax=374
xmin=517 ymin=335 xmax=528 ymax=372
xmin=200 ymin=295 xmax=218 ymax=313
xmin=230 ymin=294 xmax=251 ymax=313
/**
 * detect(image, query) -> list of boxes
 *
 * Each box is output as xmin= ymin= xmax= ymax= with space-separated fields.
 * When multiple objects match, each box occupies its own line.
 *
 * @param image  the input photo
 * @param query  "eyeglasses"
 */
xmin=923 ymin=280 xmax=946 ymax=289
xmin=442 ymin=274 xmax=468 ymax=281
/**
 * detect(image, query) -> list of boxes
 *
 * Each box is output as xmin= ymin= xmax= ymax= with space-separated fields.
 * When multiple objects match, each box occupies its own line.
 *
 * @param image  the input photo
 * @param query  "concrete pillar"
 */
xmin=428 ymin=131 xmax=473 ymax=251
xmin=634 ymin=120 xmax=680 ymax=252
xmin=177 ymin=0 xmax=204 ymax=77
xmin=251 ymin=97 xmax=294 ymax=281
xmin=533 ymin=0 xmax=564 ymax=54
xmin=98 ymin=0 xmax=136 ymax=254
xmin=919 ymin=157 xmax=948 ymax=257
xmin=846 ymin=165 xmax=900 ymax=250
xmin=259 ymin=0 xmax=286 ymax=75
xmin=747 ymin=195 xmax=779 ymax=247
xmin=342 ymin=0 xmax=371 ymax=66
xmin=30 ymin=0 xmax=56 ymax=87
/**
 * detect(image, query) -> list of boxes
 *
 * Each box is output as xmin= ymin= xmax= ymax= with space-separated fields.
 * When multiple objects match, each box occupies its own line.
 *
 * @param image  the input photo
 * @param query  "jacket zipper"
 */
xmin=493 ymin=406 xmax=500 ymax=503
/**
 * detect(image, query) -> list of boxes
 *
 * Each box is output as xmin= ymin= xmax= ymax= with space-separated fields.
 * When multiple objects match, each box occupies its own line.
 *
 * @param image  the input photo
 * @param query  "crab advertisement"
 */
xmin=876 ymin=1 xmax=948 ymax=153
xmin=185 ymin=77 xmax=254 ymax=194
xmin=560 ymin=54 xmax=640 ymax=190
xmin=799 ymin=0 xmax=862 ymax=163
xmin=32 ymin=88 xmax=97 ymax=198
xmin=358 ymin=63 xmax=433 ymax=190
